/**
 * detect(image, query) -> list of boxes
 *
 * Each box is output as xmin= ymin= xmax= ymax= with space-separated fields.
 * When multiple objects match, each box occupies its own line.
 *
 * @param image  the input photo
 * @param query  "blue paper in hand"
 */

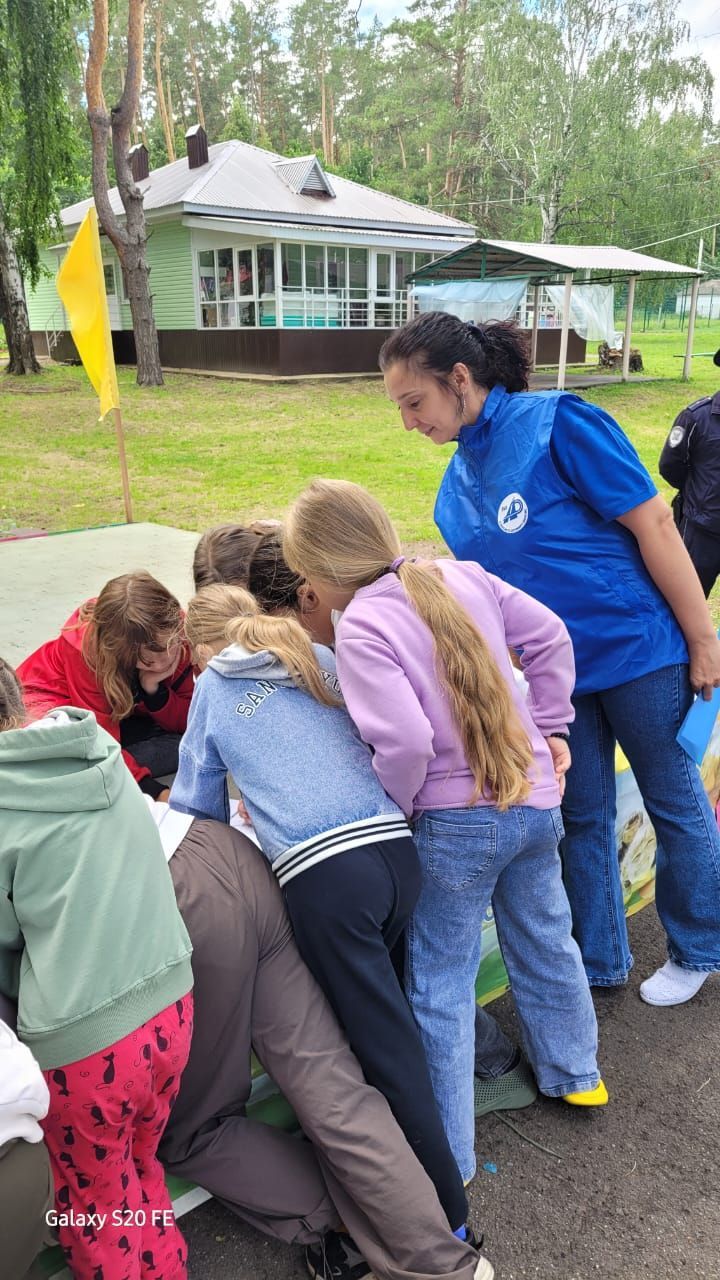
xmin=677 ymin=669 xmax=720 ymax=765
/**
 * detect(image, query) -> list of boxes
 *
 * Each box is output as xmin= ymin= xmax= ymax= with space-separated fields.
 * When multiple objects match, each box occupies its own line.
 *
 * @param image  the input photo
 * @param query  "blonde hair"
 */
xmin=0 ymin=658 xmax=26 ymax=732
xmin=284 ymin=479 xmax=533 ymax=809
xmin=185 ymin=584 xmax=339 ymax=708
xmin=80 ymin=572 xmax=184 ymax=721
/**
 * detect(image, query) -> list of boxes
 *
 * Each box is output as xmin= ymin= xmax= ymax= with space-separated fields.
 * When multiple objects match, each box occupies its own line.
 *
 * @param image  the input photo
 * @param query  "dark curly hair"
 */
xmin=378 ymin=311 xmax=531 ymax=394
xmin=246 ymin=529 xmax=305 ymax=613
xmin=193 ymin=521 xmax=281 ymax=591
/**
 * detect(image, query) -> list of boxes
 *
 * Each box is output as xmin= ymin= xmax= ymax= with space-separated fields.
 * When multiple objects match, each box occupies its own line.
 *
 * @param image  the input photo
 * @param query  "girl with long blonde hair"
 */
xmin=283 ymin=478 xmax=606 ymax=1186
xmin=16 ymin=571 xmax=193 ymax=797
xmin=171 ymin=583 xmax=488 ymax=1257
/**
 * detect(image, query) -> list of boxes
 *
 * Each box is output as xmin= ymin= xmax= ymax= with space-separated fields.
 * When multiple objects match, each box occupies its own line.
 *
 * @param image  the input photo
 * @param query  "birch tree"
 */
xmin=475 ymin=0 xmax=713 ymax=243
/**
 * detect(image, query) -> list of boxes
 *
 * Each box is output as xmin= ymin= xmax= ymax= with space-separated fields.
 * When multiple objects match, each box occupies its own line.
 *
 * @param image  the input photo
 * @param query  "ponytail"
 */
xmin=379 ymin=311 xmax=531 ymax=394
xmin=0 ymin=658 xmax=26 ymax=732
xmin=284 ymin=479 xmax=533 ymax=809
xmin=394 ymin=560 xmax=532 ymax=808
xmin=185 ymin=584 xmax=338 ymax=708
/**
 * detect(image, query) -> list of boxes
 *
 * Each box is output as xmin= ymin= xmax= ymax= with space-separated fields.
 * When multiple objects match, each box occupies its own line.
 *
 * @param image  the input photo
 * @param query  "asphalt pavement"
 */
xmin=182 ymin=904 xmax=720 ymax=1280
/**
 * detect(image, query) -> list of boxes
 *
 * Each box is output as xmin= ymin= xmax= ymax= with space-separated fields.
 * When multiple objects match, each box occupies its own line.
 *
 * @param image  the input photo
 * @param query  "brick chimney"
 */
xmin=128 ymin=143 xmax=149 ymax=182
xmin=186 ymin=124 xmax=209 ymax=169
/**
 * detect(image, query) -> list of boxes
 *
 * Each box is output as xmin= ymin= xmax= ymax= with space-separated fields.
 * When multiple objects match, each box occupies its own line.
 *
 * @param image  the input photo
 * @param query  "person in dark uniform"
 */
xmin=659 ymin=349 xmax=720 ymax=596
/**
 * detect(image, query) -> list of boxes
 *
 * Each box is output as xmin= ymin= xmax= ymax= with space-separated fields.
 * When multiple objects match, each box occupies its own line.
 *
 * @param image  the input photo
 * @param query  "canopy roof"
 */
xmin=408 ymin=238 xmax=703 ymax=285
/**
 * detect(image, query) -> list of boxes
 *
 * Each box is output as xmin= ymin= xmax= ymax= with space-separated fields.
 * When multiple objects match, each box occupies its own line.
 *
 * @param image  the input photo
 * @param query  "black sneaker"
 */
xmin=465 ymin=1225 xmax=485 ymax=1251
xmin=305 ymin=1231 xmax=374 ymax=1280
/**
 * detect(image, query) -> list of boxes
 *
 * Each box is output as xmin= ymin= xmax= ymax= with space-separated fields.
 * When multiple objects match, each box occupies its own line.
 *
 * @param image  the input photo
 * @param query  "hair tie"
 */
xmin=466 ymin=321 xmax=485 ymax=343
xmin=390 ymin=555 xmax=406 ymax=572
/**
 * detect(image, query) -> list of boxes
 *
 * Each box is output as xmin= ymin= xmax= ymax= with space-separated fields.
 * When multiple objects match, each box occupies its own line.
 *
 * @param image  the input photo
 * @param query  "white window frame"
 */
xmin=196 ymin=243 xmax=278 ymax=331
xmin=192 ymin=235 xmax=439 ymax=330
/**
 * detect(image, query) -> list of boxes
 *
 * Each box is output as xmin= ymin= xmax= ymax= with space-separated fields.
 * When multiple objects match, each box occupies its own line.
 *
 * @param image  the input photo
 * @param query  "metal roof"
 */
xmin=183 ymin=214 xmax=471 ymax=251
xmin=274 ymin=155 xmax=336 ymax=198
xmin=60 ymin=141 xmax=474 ymax=238
xmin=408 ymin=238 xmax=704 ymax=283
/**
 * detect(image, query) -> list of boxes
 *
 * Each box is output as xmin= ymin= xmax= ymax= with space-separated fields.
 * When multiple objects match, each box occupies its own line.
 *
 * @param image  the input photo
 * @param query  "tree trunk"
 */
xmin=320 ymin=73 xmax=329 ymax=164
xmin=188 ymin=38 xmax=206 ymax=130
xmin=0 ymin=196 xmax=41 ymax=375
xmin=154 ymin=4 xmax=175 ymax=162
xmin=0 ymin=266 xmax=26 ymax=373
xmin=254 ymin=39 xmax=264 ymax=132
xmin=540 ymin=199 xmax=561 ymax=243
xmin=175 ymin=79 xmax=189 ymax=132
xmin=397 ymin=127 xmax=407 ymax=170
xmin=540 ymin=168 xmax=564 ymax=243
xmin=327 ymin=86 xmax=335 ymax=166
xmin=87 ymin=0 xmax=163 ymax=386
xmin=166 ymin=76 xmax=176 ymax=148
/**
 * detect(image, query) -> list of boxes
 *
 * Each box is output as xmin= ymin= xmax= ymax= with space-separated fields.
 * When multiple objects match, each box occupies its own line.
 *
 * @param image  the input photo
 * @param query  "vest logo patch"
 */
xmin=668 ymin=425 xmax=685 ymax=448
xmin=498 ymin=492 xmax=528 ymax=533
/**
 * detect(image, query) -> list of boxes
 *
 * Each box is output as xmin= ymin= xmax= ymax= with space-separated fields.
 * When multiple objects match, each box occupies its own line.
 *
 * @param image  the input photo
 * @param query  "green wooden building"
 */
xmin=27 ymin=127 xmax=474 ymax=376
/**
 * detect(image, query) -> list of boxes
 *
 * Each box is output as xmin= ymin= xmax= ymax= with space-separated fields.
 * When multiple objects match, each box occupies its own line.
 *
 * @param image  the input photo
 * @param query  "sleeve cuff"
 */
xmin=137 ymin=684 xmax=170 ymax=712
xmin=138 ymin=776 xmax=166 ymax=799
xmin=601 ymin=478 xmax=658 ymax=523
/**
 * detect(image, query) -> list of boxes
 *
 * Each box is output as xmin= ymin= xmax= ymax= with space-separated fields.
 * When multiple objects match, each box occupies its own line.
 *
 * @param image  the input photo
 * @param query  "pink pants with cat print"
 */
xmin=41 ymin=994 xmax=193 ymax=1280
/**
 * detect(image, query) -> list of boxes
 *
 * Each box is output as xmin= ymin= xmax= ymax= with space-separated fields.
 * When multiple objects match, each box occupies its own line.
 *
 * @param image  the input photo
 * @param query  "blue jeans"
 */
xmin=407 ymin=804 xmax=599 ymax=1183
xmin=563 ymin=663 xmax=720 ymax=985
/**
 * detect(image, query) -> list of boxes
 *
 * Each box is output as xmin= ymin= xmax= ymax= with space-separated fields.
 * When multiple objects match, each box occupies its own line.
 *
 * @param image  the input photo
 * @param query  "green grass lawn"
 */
xmin=2 ymin=321 xmax=719 ymax=548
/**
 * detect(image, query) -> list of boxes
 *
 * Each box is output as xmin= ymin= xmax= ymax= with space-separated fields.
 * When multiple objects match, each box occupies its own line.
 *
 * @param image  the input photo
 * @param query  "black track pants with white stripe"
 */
xmin=283 ymin=835 xmax=469 ymax=1232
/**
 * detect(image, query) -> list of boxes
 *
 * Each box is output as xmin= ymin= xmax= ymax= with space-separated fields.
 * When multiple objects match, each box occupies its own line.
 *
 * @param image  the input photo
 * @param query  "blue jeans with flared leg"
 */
xmin=407 ymin=803 xmax=599 ymax=1183
xmin=562 ymin=663 xmax=720 ymax=986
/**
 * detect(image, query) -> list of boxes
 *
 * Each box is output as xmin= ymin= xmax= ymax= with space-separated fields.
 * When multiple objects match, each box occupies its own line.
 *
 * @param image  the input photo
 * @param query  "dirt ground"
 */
xmin=182 ymin=904 xmax=719 ymax=1280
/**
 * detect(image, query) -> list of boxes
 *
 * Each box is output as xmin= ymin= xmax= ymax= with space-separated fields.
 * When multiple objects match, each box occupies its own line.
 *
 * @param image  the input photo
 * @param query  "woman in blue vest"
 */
xmin=379 ymin=311 xmax=720 ymax=1007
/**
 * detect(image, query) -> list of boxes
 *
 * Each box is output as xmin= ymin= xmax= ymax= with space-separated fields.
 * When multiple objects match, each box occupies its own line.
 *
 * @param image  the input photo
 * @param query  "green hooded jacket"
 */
xmin=0 ymin=708 xmax=193 ymax=1069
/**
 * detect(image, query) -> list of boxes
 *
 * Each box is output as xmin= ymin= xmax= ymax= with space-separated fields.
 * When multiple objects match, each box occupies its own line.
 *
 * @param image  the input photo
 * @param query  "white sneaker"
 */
xmin=474 ymin=1259 xmax=495 ymax=1280
xmin=639 ymin=959 xmax=710 ymax=1006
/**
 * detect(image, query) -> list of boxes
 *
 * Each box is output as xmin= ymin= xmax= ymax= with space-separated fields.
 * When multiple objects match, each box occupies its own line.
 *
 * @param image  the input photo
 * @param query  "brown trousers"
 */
xmin=0 ymin=1137 xmax=53 ymax=1280
xmin=160 ymin=820 xmax=480 ymax=1280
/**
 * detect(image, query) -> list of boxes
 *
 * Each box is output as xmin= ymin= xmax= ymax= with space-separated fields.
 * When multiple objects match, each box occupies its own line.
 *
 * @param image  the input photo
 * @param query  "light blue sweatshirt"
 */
xmin=169 ymin=643 xmax=409 ymax=887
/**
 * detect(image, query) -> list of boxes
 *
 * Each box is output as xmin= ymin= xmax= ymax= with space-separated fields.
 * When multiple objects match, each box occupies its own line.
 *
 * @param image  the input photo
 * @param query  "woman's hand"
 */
xmin=546 ymin=736 xmax=571 ymax=798
xmin=617 ymin=497 xmax=719 ymax=699
xmin=687 ymin=633 xmax=720 ymax=700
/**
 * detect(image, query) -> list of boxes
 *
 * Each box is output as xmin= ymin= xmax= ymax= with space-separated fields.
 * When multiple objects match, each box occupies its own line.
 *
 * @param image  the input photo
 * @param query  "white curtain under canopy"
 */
xmin=411 ymin=278 xmax=530 ymax=323
xmin=543 ymin=283 xmax=615 ymax=343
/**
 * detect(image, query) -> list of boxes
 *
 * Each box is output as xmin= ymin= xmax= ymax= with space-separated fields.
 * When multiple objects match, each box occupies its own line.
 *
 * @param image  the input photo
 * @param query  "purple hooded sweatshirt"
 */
xmin=334 ymin=559 xmax=575 ymax=819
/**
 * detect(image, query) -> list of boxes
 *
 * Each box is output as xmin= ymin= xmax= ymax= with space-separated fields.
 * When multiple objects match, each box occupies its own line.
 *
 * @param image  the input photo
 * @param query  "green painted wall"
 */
xmin=146 ymin=221 xmax=195 ymax=329
xmin=26 ymin=218 xmax=195 ymax=334
xmin=26 ymin=249 xmax=65 ymax=332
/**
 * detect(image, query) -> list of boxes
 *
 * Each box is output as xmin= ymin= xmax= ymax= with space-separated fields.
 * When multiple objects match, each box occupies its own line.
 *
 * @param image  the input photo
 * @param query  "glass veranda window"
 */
xmin=197 ymin=245 xmax=277 ymax=328
xmin=272 ymin=245 xmax=435 ymax=328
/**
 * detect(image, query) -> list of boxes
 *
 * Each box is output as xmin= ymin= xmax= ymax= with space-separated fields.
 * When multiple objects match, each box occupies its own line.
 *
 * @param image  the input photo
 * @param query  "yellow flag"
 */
xmin=56 ymin=207 xmax=120 ymax=419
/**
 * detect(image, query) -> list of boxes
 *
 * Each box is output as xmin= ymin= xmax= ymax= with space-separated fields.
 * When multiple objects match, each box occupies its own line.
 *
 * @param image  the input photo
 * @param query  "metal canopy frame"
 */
xmin=407 ymin=238 xmax=703 ymax=389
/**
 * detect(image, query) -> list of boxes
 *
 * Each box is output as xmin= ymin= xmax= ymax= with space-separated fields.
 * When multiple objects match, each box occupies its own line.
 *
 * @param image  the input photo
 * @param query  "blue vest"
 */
xmin=435 ymin=385 xmax=687 ymax=695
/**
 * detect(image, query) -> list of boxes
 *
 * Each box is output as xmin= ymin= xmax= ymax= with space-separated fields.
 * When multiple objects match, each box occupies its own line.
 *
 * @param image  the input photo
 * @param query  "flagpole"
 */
xmin=113 ymin=407 xmax=134 ymax=523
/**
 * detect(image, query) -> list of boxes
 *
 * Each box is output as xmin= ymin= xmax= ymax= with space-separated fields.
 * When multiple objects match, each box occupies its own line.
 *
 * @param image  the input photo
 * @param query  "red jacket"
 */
xmin=16 ymin=605 xmax=194 ymax=788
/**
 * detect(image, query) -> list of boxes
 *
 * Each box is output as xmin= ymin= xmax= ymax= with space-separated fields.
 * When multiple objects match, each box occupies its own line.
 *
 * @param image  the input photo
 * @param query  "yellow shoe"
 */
xmin=563 ymin=1080 xmax=608 ymax=1107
